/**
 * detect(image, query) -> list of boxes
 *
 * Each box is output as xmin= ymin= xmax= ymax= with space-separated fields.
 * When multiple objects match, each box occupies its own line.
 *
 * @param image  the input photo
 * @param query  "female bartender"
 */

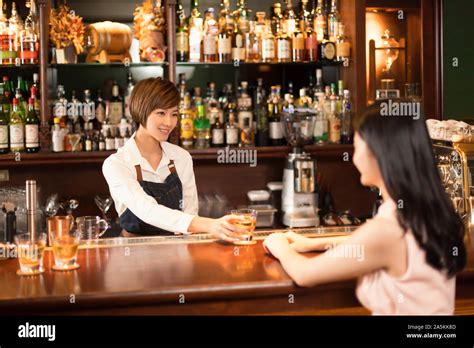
xmin=102 ymin=77 xmax=244 ymax=242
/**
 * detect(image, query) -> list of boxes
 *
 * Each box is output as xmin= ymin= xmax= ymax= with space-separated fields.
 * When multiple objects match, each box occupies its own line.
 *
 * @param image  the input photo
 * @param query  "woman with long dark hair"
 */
xmin=263 ymin=101 xmax=467 ymax=314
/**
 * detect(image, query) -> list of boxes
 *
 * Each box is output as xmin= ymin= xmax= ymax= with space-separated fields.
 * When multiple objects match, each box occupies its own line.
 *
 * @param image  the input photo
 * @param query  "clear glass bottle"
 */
xmin=270 ymin=3 xmax=283 ymax=37
xmin=225 ymin=111 xmax=239 ymax=147
xmin=261 ymin=20 xmax=276 ymax=63
xmin=283 ymin=0 xmax=297 ymax=38
xmin=19 ymin=5 xmax=38 ymax=64
xmin=245 ymin=20 xmax=259 ymax=62
xmin=336 ymin=23 xmax=350 ymax=63
xmin=276 ymin=26 xmax=291 ymax=63
xmin=292 ymin=23 xmax=305 ymax=62
xmin=203 ymin=8 xmax=218 ymax=63
xmin=176 ymin=0 xmax=189 ymax=62
xmin=8 ymin=2 xmax=23 ymax=63
xmin=328 ymin=0 xmax=340 ymax=42
xmin=217 ymin=0 xmax=233 ymax=63
xmin=268 ymin=86 xmax=284 ymax=146
xmin=188 ymin=0 xmax=203 ymax=62
xmin=313 ymin=0 xmax=326 ymax=42
xmin=231 ymin=18 xmax=245 ymax=62
xmin=254 ymin=12 xmax=266 ymax=61
xmin=237 ymin=81 xmax=253 ymax=131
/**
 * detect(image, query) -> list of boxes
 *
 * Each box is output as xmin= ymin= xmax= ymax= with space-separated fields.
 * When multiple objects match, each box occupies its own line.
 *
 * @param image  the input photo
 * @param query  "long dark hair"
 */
xmin=355 ymin=101 xmax=466 ymax=277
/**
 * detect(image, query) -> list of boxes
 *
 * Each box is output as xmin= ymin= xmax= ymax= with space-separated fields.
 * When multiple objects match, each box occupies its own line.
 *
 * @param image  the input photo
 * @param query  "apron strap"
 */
xmin=168 ymin=160 xmax=177 ymax=174
xmin=134 ymin=165 xmax=143 ymax=182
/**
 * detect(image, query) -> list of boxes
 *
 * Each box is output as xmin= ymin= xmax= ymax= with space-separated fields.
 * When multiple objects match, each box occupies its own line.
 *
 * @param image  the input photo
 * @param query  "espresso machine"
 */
xmin=281 ymin=110 xmax=319 ymax=227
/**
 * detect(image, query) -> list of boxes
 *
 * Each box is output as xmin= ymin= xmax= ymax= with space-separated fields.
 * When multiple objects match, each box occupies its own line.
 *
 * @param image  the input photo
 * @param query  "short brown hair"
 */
xmin=129 ymin=77 xmax=180 ymax=126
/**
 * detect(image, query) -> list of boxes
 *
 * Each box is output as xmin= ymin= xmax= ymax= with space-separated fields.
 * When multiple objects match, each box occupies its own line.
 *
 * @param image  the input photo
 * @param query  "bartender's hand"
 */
xmin=189 ymin=215 xmax=248 ymax=243
xmin=263 ymin=232 xmax=291 ymax=259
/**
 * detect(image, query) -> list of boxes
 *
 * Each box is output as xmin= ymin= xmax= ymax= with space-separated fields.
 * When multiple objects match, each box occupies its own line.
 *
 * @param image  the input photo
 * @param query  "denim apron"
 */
xmin=119 ymin=159 xmax=183 ymax=236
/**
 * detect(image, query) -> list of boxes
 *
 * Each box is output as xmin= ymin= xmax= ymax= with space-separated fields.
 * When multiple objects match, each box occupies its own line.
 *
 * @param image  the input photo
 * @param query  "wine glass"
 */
xmin=94 ymin=195 xmax=113 ymax=220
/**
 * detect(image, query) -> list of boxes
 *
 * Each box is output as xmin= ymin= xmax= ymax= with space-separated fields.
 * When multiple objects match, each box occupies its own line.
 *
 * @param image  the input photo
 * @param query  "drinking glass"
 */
xmin=50 ymin=227 xmax=81 ymax=271
xmin=230 ymin=209 xmax=257 ymax=245
xmin=15 ymin=233 xmax=47 ymax=276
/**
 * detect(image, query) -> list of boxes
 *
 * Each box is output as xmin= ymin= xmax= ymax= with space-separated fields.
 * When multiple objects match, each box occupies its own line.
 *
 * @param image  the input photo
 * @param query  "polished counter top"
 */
xmin=0 ymin=226 xmax=473 ymax=315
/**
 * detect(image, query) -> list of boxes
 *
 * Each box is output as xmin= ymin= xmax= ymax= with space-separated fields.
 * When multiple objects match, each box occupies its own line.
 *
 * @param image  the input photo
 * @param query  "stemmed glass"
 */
xmin=94 ymin=195 xmax=113 ymax=221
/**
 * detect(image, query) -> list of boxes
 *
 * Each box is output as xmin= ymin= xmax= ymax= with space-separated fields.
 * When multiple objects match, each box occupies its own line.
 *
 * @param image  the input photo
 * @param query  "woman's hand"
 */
xmin=263 ymin=232 xmax=292 ymax=259
xmin=205 ymin=215 xmax=247 ymax=243
xmin=285 ymin=231 xmax=317 ymax=253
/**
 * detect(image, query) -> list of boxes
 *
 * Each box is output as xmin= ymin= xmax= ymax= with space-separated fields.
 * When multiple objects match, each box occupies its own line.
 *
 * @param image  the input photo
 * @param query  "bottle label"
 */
xmin=85 ymin=139 xmax=93 ymax=151
xmin=99 ymin=141 xmax=106 ymax=151
xmin=108 ymin=102 xmax=123 ymax=124
xmin=323 ymin=42 xmax=336 ymax=60
xmin=237 ymin=111 xmax=253 ymax=130
xmin=180 ymin=118 xmax=194 ymax=139
xmin=25 ymin=124 xmax=39 ymax=147
xmin=226 ymin=128 xmax=238 ymax=145
xmin=329 ymin=118 xmax=341 ymax=143
xmin=95 ymin=104 xmax=105 ymax=122
xmin=176 ymin=31 xmax=189 ymax=52
xmin=277 ymin=39 xmax=291 ymax=60
xmin=262 ymin=39 xmax=275 ymax=60
xmin=189 ymin=27 xmax=202 ymax=62
xmin=52 ymin=131 xmax=64 ymax=152
xmin=218 ymin=36 xmax=232 ymax=55
xmin=306 ymin=35 xmax=318 ymax=50
xmin=231 ymin=47 xmax=245 ymax=61
xmin=313 ymin=119 xmax=324 ymax=139
xmin=106 ymin=138 xmax=115 ymax=151
xmin=9 ymin=124 xmax=24 ymax=148
xmin=269 ymin=121 xmax=283 ymax=140
xmin=212 ymin=128 xmax=224 ymax=145
xmin=336 ymin=42 xmax=351 ymax=58
xmin=292 ymin=35 xmax=305 ymax=50
xmin=203 ymin=34 xmax=217 ymax=55
xmin=0 ymin=125 xmax=8 ymax=148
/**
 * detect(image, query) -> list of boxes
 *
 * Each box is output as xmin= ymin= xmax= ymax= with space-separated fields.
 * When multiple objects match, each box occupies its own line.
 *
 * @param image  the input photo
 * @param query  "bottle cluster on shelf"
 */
xmin=50 ymin=73 xmax=136 ymax=153
xmin=178 ymin=68 xmax=353 ymax=149
xmin=0 ymin=1 xmax=39 ymax=65
xmin=0 ymin=74 xmax=41 ymax=153
xmin=177 ymin=0 xmax=350 ymax=64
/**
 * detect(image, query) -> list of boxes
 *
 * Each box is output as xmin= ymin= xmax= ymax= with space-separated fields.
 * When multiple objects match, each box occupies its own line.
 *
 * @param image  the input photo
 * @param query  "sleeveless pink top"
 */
xmin=356 ymin=199 xmax=456 ymax=315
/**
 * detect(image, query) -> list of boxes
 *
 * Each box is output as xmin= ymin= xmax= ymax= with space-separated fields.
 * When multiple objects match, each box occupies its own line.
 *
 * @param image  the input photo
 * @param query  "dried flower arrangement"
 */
xmin=133 ymin=0 xmax=166 ymax=62
xmin=50 ymin=1 xmax=84 ymax=54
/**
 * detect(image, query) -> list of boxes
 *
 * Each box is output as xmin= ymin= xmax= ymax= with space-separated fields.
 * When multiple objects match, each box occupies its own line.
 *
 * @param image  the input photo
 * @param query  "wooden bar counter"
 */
xmin=1 ymin=227 xmax=473 ymax=316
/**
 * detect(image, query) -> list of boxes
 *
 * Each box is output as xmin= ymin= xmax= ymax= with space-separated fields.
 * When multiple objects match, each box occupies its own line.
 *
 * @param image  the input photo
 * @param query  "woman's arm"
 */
xmin=285 ymin=231 xmax=349 ymax=252
xmin=263 ymin=219 xmax=402 ymax=287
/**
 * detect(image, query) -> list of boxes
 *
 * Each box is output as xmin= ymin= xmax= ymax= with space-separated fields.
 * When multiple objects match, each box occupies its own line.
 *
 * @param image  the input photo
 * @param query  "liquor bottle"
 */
xmin=203 ymin=8 xmax=218 ymax=63
xmin=114 ymin=132 xmax=124 ymax=149
xmin=191 ymin=86 xmax=203 ymax=112
xmin=299 ymin=0 xmax=311 ymax=31
xmin=14 ymin=88 xmax=26 ymax=121
xmin=211 ymin=111 xmax=224 ymax=147
xmin=98 ymin=131 xmax=106 ymax=151
xmin=313 ymin=0 xmax=326 ymax=42
xmin=0 ymin=3 xmax=15 ymax=65
xmin=292 ymin=23 xmax=305 ymax=62
xmin=105 ymin=129 xmax=115 ymax=151
xmin=25 ymin=97 xmax=39 ymax=152
xmin=70 ymin=90 xmax=82 ymax=124
xmin=95 ymin=90 xmax=106 ymax=125
xmin=319 ymin=32 xmax=336 ymax=62
xmin=328 ymin=84 xmax=340 ymax=144
xmin=254 ymin=12 xmax=266 ymax=60
xmin=0 ymin=82 xmax=9 ymax=121
xmin=118 ymin=116 xmax=131 ymax=137
xmin=337 ymin=79 xmax=344 ymax=113
xmin=8 ymin=2 xmax=23 ymax=63
xmin=0 ymin=84 xmax=8 ymax=153
xmin=19 ymin=4 xmax=38 ymax=65
xmin=276 ymin=26 xmax=291 ymax=63
xmin=124 ymin=72 xmax=134 ymax=120
xmin=336 ymin=23 xmax=350 ymax=64
xmin=205 ymin=82 xmax=222 ymax=123
xmin=30 ymin=84 xmax=40 ymax=114
xmin=283 ymin=0 xmax=297 ymax=38
xmin=237 ymin=81 xmax=252 ymax=131
xmin=85 ymin=131 xmax=93 ymax=152
xmin=225 ymin=111 xmax=239 ymax=147
xmin=108 ymin=81 xmax=123 ymax=125
xmin=261 ymin=20 xmax=276 ymax=63
xmin=268 ymin=86 xmax=284 ymax=146
xmin=188 ymin=0 xmax=203 ymax=62
xmin=176 ymin=0 xmax=189 ymax=62
xmin=328 ymin=0 xmax=340 ymax=42
xmin=217 ymin=0 xmax=232 ymax=63
xmin=194 ymin=105 xmax=210 ymax=149
xmin=245 ymin=20 xmax=259 ymax=62
xmin=53 ymin=85 xmax=67 ymax=127
xmin=306 ymin=25 xmax=318 ymax=62
xmin=231 ymin=18 xmax=245 ymax=62
xmin=9 ymin=98 xmax=24 ymax=152
xmin=239 ymin=117 xmax=254 ymax=146
xmin=180 ymin=108 xmax=194 ymax=149
xmin=254 ymin=78 xmax=269 ymax=147
xmin=51 ymin=117 xmax=64 ymax=152
xmin=83 ymin=89 xmax=95 ymax=125
xmin=341 ymin=89 xmax=352 ymax=144
xmin=270 ymin=3 xmax=283 ymax=37
xmin=235 ymin=0 xmax=252 ymax=34
xmin=295 ymin=88 xmax=311 ymax=108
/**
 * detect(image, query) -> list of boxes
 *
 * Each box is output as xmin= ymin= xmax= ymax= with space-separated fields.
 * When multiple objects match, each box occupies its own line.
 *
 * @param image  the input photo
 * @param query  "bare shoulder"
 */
xmin=349 ymin=217 xmax=405 ymax=250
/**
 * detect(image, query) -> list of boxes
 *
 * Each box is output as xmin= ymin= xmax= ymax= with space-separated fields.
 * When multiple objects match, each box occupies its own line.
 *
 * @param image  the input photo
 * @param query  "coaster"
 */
xmin=233 ymin=240 xmax=257 ymax=246
xmin=52 ymin=263 xmax=80 ymax=271
xmin=16 ymin=267 xmax=45 ymax=276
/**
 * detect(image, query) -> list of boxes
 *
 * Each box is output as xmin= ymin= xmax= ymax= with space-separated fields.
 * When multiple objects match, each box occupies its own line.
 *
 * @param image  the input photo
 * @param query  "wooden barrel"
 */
xmin=86 ymin=21 xmax=132 ymax=55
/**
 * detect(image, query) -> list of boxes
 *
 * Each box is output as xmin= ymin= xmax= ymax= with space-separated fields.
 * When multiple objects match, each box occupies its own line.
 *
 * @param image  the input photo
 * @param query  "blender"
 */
xmin=281 ymin=110 xmax=319 ymax=227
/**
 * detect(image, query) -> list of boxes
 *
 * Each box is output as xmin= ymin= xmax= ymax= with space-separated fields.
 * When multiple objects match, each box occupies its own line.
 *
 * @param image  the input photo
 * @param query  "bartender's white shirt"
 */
xmin=102 ymin=132 xmax=198 ymax=234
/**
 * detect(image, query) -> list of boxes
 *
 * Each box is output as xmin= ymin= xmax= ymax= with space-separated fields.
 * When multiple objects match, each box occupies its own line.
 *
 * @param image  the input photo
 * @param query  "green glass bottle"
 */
xmin=9 ymin=98 xmax=25 ymax=152
xmin=25 ymin=97 xmax=40 ymax=153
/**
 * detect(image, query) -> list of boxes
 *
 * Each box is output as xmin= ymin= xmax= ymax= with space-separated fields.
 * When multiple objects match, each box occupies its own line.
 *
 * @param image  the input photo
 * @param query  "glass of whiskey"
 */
xmin=15 ymin=233 xmax=47 ymax=276
xmin=230 ymin=209 xmax=257 ymax=245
